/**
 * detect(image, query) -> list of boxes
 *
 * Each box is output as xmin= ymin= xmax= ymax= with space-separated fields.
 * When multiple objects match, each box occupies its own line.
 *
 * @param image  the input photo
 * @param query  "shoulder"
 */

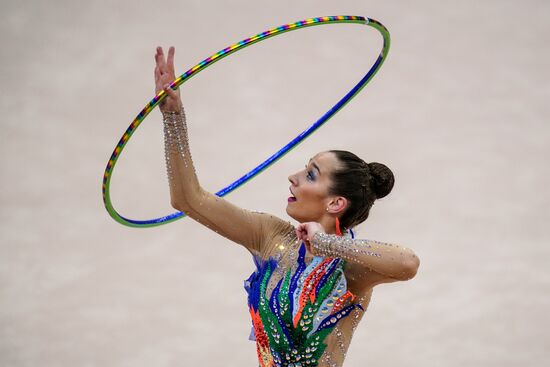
xmin=255 ymin=211 xmax=293 ymax=241
xmin=251 ymin=212 xmax=294 ymax=257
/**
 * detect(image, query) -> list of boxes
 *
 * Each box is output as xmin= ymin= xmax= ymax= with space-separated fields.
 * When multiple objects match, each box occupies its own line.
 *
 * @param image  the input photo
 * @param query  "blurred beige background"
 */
xmin=1 ymin=0 xmax=549 ymax=366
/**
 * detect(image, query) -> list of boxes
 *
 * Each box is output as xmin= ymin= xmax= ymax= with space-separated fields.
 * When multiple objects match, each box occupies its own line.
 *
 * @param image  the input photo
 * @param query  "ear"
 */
xmin=326 ymin=196 xmax=348 ymax=215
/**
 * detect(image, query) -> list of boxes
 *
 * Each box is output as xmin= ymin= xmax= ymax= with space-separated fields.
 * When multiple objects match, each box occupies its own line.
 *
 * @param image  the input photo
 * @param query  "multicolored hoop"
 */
xmin=103 ymin=15 xmax=390 ymax=227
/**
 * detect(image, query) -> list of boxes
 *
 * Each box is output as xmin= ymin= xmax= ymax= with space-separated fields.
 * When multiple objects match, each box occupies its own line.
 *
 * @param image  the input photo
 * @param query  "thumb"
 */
xmin=164 ymin=83 xmax=178 ymax=97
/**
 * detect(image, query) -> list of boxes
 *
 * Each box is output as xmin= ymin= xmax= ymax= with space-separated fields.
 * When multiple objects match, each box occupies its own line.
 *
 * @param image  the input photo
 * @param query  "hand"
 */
xmin=154 ymin=46 xmax=182 ymax=113
xmin=295 ymin=222 xmax=325 ymax=255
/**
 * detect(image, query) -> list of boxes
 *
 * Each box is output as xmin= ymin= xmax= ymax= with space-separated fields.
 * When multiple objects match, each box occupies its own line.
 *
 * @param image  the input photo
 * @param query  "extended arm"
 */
xmin=157 ymin=46 xmax=284 ymax=253
xmin=311 ymin=232 xmax=419 ymax=281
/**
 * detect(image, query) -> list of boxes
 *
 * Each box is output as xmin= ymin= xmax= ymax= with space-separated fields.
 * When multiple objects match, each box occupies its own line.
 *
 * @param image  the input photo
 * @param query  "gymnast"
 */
xmin=156 ymin=45 xmax=420 ymax=367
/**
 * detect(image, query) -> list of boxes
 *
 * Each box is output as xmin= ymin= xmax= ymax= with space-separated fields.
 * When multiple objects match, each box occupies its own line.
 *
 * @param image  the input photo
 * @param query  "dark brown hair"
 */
xmin=328 ymin=150 xmax=395 ymax=229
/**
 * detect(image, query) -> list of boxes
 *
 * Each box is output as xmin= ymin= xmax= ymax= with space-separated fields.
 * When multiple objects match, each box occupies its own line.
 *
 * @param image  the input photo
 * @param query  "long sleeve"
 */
xmin=162 ymin=107 xmax=288 ymax=254
xmin=311 ymin=232 xmax=420 ymax=281
xmin=163 ymin=107 xmax=199 ymax=208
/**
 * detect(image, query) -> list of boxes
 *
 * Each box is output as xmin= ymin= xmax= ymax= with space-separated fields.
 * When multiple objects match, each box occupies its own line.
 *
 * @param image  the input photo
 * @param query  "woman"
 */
xmin=156 ymin=46 xmax=420 ymax=367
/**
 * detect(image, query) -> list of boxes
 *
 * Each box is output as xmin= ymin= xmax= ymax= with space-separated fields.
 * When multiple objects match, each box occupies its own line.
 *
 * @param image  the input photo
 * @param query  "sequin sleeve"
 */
xmin=163 ymin=107 xmax=286 ymax=254
xmin=311 ymin=232 xmax=420 ymax=281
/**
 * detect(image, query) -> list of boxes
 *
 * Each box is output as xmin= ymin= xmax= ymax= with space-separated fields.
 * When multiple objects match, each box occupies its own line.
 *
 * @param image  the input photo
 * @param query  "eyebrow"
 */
xmin=308 ymin=158 xmax=321 ymax=175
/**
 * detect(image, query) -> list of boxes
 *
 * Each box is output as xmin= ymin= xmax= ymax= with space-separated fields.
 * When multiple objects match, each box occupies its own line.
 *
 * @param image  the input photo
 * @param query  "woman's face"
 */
xmin=286 ymin=151 xmax=342 ymax=223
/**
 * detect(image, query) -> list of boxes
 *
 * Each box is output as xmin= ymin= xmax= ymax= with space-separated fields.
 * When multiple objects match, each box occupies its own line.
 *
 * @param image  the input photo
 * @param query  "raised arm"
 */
xmin=296 ymin=222 xmax=420 ymax=281
xmin=156 ymin=46 xmax=283 ymax=253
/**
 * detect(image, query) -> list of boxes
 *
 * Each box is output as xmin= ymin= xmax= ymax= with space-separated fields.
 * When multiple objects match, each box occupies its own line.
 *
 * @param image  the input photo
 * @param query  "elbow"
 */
xmin=399 ymin=254 xmax=420 ymax=281
xmin=171 ymin=199 xmax=190 ymax=213
xmin=170 ymin=190 xmax=203 ymax=213
xmin=171 ymin=200 xmax=183 ymax=211
xmin=171 ymin=188 xmax=204 ymax=213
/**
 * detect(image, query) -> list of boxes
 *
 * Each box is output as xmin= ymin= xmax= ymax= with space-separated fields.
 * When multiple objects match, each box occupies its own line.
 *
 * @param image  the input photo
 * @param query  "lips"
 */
xmin=288 ymin=187 xmax=297 ymax=203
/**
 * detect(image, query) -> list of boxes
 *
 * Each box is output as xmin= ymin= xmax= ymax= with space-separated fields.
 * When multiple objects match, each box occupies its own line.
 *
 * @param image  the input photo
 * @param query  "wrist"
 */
xmin=161 ymin=104 xmax=184 ymax=116
xmin=311 ymin=232 xmax=336 ymax=257
xmin=162 ymin=106 xmax=188 ymax=154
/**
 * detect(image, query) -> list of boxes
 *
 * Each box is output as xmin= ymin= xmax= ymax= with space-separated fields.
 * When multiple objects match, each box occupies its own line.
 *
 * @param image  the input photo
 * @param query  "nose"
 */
xmin=288 ymin=172 xmax=298 ymax=186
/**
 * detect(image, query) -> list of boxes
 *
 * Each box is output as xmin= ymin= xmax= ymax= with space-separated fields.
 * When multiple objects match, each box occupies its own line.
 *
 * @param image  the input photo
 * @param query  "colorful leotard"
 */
xmin=244 ymin=235 xmax=363 ymax=366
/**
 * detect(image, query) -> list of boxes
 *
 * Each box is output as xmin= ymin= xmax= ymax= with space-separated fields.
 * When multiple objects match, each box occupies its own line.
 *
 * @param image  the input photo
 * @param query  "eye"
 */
xmin=305 ymin=165 xmax=315 ymax=181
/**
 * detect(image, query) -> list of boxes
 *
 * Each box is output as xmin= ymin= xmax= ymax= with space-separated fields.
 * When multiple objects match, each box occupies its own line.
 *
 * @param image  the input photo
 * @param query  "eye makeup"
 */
xmin=305 ymin=164 xmax=316 ymax=181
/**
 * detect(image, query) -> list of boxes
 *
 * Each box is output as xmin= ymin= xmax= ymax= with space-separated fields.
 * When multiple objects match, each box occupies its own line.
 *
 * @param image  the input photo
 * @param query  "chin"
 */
xmin=285 ymin=205 xmax=294 ymax=218
xmin=285 ymin=205 xmax=299 ymax=222
xmin=286 ymin=206 xmax=308 ymax=224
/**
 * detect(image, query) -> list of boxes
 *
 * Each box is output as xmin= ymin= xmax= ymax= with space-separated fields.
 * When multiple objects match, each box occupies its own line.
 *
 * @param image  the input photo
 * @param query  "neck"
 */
xmin=319 ymin=215 xmax=338 ymax=235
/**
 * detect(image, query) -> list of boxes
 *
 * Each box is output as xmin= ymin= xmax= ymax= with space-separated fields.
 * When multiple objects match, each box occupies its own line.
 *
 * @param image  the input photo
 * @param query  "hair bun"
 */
xmin=367 ymin=162 xmax=395 ymax=199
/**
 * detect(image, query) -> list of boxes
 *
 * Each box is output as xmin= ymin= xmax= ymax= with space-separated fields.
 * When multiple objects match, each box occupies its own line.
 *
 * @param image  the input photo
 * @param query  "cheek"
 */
xmin=300 ymin=184 xmax=327 ymax=205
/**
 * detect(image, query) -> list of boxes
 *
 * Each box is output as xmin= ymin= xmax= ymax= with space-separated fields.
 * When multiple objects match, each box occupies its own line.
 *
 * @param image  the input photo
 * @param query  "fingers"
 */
xmin=295 ymin=227 xmax=302 ymax=240
xmin=154 ymin=65 xmax=161 ymax=84
xmin=155 ymin=46 xmax=176 ymax=76
xmin=154 ymin=48 xmax=164 ymax=88
xmin=157 ymin=46 xmax=166 ymax=69
xmin=167 ymin=46 xmax=176 ymax=75
xmin=155 ymin=46 xmax=177 ymax=94
xmin=155 ymin=46 xmax=163 ymax=69
xmin=295 ymin=223 xmax=308 ymax=241
xmin=295 ymin=222 xmax=325 ymax=243
xmin=155 ymin=46 xmax=168 ymax=81
xmin=162 ymin=82 xmax=183 ymax=112
xmin=163 ymin=83 xmax=177 ymax=97
xmin=155 ymin=47 xmax=181 ymax=109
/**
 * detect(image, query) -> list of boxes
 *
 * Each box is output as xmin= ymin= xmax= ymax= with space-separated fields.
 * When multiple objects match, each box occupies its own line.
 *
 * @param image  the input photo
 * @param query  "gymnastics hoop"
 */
xmin=102 ymin=15 xmax=390 ymax=228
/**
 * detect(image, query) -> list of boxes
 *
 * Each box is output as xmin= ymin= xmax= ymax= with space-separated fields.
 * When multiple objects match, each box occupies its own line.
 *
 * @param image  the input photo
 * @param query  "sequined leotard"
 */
xmin=162 ymin=107 xmax=419 ymax=367
xmin=244 ymin=227 xmax=370 ymax=366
